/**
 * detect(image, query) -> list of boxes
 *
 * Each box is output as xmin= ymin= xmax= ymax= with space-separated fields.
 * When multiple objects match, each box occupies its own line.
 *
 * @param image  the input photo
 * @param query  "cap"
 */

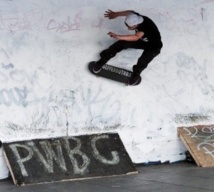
xmin=125 ymin=13 xmax=144 ymax=26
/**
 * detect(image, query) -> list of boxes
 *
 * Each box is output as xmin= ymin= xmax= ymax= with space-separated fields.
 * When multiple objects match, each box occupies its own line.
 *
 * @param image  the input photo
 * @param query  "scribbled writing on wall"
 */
xmin=157 ymin=6 xmax=202 ymax=36
xmin=47 ymin=16 xmax=81 ymax=32
xmin=183 ymin=125 xmax=214 ymax=158
xmin=0 ymin=86 xmax=28 ymax=107
xmin=0 ymin=62 xmax=137 ymax=132
xmin=0 ymin=5 xmax=43 ymax=34
xmin=176 ymin=52 xmax=214 ymax=95
xmin=0 ymin=63 xmax=53 ymax=107
xmin=47 ymin=11 xmax=104 ymax=33
xmin=0 ymin=6 xmax=104 ymax=34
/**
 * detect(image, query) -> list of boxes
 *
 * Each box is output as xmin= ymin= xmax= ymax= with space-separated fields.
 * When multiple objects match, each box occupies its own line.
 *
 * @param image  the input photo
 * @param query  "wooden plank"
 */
xmin=3 ymin=133 xmax=138 ymax=186
xmin=179 ymin=134 xmax=201 ymax=166
xmin=178 ymin=125 xmax=214 ymax=167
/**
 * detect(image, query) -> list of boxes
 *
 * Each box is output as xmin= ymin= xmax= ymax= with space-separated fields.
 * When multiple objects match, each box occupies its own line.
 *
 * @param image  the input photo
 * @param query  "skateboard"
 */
xmin=88 ymin=62 xmax=141 ymax=86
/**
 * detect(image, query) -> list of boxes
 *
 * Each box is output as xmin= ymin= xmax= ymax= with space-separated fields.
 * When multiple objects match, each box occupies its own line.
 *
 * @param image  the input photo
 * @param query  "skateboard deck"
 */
xmin=88 ymin=62 xmax=141 ymax=85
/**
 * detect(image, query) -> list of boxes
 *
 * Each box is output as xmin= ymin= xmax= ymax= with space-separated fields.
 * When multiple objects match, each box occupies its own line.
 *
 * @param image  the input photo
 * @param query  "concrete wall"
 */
xmin=0 ymin=0 xmax=214 ymax=179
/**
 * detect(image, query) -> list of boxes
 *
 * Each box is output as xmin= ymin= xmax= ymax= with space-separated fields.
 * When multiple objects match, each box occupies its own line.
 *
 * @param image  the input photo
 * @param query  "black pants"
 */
xmin=97 ymin=40 xmax=163 ymax=76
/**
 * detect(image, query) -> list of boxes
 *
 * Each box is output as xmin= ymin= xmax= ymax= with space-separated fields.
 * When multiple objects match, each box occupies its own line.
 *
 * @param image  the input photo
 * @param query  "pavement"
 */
xmin=1 ymin=161 xmax=214 ymax=192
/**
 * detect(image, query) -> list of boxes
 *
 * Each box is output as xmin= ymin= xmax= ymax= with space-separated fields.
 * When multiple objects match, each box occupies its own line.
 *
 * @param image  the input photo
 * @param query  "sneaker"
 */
xmin=93 ymin=63 xmax=103 ymax=73
xmin=128 ymin=74 xmax=140 ymax=85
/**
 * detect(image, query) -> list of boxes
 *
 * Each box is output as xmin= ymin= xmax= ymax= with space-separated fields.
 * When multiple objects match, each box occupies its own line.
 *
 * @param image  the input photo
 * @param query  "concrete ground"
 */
xmin=1 ymin=161 xmax=214 ymax=192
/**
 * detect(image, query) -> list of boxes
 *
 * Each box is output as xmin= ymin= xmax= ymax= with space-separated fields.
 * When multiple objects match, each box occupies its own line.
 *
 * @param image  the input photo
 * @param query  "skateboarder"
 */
xmin=93 ymin=10 xmax=163 ymax=85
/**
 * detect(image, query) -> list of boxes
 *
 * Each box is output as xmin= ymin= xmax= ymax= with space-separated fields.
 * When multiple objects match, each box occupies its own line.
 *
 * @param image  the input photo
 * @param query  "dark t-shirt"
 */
xmin=134 ymin=12 xmax=162 ymax=49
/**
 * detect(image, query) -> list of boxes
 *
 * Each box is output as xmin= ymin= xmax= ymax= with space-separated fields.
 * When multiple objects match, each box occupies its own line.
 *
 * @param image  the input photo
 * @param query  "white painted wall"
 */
xmin=0 ymin=0 xmax=214 ymax=179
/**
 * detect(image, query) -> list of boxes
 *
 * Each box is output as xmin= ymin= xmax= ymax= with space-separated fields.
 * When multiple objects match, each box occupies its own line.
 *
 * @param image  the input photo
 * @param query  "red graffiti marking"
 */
xmin=47 ymin=17 xmax=81 ymax=33
xmin=47 ymin=12 xmax=82 ymax=33
xmin=91 ymin=18 xmax=104 ymax=30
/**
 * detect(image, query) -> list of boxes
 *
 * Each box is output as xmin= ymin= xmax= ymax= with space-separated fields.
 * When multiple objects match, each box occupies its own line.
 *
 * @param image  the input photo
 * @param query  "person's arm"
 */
xmin=104 ymin=10 xmax=134 ymax=19
xmin=108 ymin=31 xmax=144 ymax=41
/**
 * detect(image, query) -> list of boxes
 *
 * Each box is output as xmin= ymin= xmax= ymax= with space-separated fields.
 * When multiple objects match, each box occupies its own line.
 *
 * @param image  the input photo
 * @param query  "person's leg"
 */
xmin=129 ymin=48 xmax=161 ymax=85
xmin=134 ymin=50 xmax=160 ymax=75
xmin=93 ymin=40 xmax=143 ymax=73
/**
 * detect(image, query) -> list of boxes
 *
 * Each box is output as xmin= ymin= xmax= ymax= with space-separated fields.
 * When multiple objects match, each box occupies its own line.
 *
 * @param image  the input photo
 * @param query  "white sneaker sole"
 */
xmin=92 ymin=67 xmax=102 ymax=73
xmin=128 ymin=77 xmax=140 ymax=86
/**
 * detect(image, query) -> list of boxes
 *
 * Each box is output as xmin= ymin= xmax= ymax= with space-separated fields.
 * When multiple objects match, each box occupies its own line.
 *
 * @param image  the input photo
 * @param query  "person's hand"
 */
xmin=104 ymin=10 xmax=118 ymax=19
xmin=108 ymin=32 xmax=118 ymax=39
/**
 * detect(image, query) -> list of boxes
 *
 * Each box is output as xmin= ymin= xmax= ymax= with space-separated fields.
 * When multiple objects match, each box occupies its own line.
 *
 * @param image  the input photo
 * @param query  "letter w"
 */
xmin=28 ymin=140 xmax=67 ymax=173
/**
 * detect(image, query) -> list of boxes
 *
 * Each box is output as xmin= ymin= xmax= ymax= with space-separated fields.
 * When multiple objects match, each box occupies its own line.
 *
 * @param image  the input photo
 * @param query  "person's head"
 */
xmin=124 ymin=13 xmax=144 ymax=30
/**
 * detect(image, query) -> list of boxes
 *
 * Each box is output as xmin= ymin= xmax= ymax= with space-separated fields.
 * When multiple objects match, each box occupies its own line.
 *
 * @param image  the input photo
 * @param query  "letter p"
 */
xmin=9 ymin=144 xmax=33 ymax=177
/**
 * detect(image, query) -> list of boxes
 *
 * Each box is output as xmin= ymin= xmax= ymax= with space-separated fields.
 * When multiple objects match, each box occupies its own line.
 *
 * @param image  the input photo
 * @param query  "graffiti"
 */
xmin=0 ymin=5 xmax=43 ymax=34
xmin=0 ymin=63 xmax=54 ymax=107
xmin=0 ymin=63 xmax=37 ymax=85
xmin=1 ymin=81 xmax=137 ymax=133
xmin=47 ymin=16 xmax=81 ymax=33
xmin=0 ymin=61 xmax=139 ymax=133
xmin=157 ymin=10 xmax=197 ymax=36
xmin=1 ymin=63 xmax=14 ymax=70
xmin=47 ymin=11 xmax=104 ymax=33
xmin=176 ymin=52 xmax=214 ymax=95
xmin=0 ymin=4 xmax=105 ymax=35
xmin=0 ymin=61 xmax=129 ymax=131
xmin=91 ymin=18 xmax=104 ymax=30
xmin=8 ymin=134 xmax=120 ymax=177
xmin=47 ymin=17 xmax=104 ymax=33
xmin=49 ymin=84 xmax=122 ymax=130
xmin=0 ymin=87 xmax=28 ymax=107
xmin=184 ymin=125 xmax=214 ymax=158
